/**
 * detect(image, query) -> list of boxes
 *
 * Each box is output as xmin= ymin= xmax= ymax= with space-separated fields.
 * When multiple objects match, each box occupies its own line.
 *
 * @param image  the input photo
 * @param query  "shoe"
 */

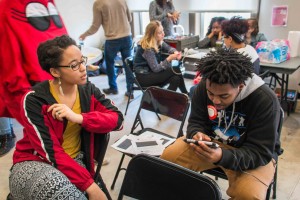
xmin=103 ymin=88 xmax=118 ymax=95
xmin=125 ymin=91 xmax=134 ymax=99
xmin=102 ymin=158 xmax=110 ymax=166
xmin=87 ymin=65 xmax=100 ymax=71
xmin=93 ymin=158 xmax=110 ymax=166
xmin=0 ymin=134 xmax=15 ymax=157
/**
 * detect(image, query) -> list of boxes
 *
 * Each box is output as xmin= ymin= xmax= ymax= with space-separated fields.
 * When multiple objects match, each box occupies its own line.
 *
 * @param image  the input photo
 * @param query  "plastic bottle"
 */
xmin=79 ymin=39 xmax=84 ymax=51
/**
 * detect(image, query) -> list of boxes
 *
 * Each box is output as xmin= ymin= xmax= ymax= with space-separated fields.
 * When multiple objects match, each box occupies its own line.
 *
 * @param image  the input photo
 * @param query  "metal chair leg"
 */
xmin=111 ymin=153 xmax=126 ymax=189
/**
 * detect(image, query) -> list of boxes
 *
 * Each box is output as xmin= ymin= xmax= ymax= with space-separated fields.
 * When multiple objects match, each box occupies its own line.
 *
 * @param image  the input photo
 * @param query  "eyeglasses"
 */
xmin=58 ymin=56 xmax=87 ymax=71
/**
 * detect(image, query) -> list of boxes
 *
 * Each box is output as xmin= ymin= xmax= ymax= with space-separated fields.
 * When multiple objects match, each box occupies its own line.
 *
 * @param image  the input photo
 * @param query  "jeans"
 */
xmin=104 ymin=36 xmax=134 ymax=92
xmin=0 ymin=117 xmax=12 ymax=136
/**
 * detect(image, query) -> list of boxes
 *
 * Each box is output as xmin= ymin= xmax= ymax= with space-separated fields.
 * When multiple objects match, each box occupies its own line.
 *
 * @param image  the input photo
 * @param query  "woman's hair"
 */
xmin=206 ymin=16 xmax=226 ymax=36
xmin=247 ymin=18 xmax=259 ymax=36
xmin=37 ymin=35 xmax=77 ymax=73
xmin=155 ymin=0 xmax=173 ymax=8
xmin=196 ymin=48 xmax=253 ymax=87
xmin=221 ymin=16 xmax=249 ymax=44
xmin=140 ymin=20 xmax=162 ymax=52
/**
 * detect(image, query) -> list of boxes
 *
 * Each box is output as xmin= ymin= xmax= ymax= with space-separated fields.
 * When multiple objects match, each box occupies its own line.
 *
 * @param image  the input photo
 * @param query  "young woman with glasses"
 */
xmin=8 ymin=35 xmax=123 ymax=200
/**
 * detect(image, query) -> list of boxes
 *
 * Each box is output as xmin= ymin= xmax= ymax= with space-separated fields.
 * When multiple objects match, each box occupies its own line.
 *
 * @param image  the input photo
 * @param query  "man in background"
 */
xmin=80 ymin=0 xmax=134 ymax=98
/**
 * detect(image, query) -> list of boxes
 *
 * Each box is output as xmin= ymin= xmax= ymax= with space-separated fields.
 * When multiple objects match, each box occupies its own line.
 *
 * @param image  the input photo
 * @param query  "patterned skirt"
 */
xmin=9 ymin=153 xmax=88 ymax=200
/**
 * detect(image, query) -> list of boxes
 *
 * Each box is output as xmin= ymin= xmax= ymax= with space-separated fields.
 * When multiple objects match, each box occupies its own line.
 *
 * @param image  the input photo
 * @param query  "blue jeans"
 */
xmin=0 ymin=117 xmax=12 ymax=136
xmin=104 ymin=36 xmax=134 ymax=92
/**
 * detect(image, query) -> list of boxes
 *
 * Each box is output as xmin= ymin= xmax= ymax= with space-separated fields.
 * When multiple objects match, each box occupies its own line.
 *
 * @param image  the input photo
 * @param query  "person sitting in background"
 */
xmin=222 ymin=16 xmax=261 ymax=74
xmin=134 ymin=20 xmax=188 ymax=94
xmin=246 ymin=18 xmax=267 ymax=48
xmin=9 ymin=35 xmax=123 ymax=200
xmin=161 ymin=48 xmax=281 ymax=199
xmin=198 ymin=17 xmax=226 ymax=48
xmin=149 ymin=0 xmax=180 ymax=37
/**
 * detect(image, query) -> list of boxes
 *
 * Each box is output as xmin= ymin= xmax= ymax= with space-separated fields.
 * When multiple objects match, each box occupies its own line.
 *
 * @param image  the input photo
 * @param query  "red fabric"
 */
xmin=0 ymin=0 xmax=67 ymax=123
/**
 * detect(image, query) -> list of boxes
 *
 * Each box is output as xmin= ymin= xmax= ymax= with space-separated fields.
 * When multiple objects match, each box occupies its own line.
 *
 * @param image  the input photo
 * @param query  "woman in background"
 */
xmin=246 ymin=18 xmax=267 ymax=48
xmin=134 ymin=20 xmax=188 ymax=94
xmin=149 ymin=0 xmax=180 ymax=37
xmin=9 ymin=35 xmax=123 ymax=200
xmin=198 ymin=17 xmax=226 ymax=48
xmin=222 ymin=16 xmax=261 ymax=74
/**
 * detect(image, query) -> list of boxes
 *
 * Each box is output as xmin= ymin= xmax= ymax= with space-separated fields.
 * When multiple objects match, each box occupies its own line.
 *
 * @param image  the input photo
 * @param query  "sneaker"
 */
xmin=0 ymin=134 xmax=15 ymax=157
xmin=103 ymin=88 xmax=118 ymax=95
xmin=125 ymin=91 xmax=134 ymax=99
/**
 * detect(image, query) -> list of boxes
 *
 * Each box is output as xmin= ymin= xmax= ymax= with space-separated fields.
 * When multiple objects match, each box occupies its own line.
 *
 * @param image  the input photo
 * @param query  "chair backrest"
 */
xmin=118 ymin=154 xmax=222 ymax=200
xmin=140 ymin=86 xmax=189 ymax=121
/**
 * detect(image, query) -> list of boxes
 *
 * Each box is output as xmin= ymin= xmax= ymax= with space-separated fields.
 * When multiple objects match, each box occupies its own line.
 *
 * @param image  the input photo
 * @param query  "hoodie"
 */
xmin=187 ymin=74 xmax=281 ymax=170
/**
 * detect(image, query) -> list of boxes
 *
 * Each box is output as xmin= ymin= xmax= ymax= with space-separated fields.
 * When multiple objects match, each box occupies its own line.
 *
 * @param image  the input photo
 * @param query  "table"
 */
xmin=81 ymin=46 xmax=103 ymax=65
xmin=260 ymin=57 xmax=300 ymax=115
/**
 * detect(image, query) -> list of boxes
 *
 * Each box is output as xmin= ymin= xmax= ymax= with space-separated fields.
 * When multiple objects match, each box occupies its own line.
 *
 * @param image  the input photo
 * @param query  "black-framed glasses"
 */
xmin=58 ymin=56 xmax=87 ymax=71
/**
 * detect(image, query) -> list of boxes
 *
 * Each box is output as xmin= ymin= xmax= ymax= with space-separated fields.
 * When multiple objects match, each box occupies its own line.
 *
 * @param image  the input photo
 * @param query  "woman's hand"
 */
xmin=167 ymin=51 xmax=182 ymax=62
xmin=86 ymin=182 xmax=107 ymax=200
xmin=47 ymin=103 xmax=83 ymax=124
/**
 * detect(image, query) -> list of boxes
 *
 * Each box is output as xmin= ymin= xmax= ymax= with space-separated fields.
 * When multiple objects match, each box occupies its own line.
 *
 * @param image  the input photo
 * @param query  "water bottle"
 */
xmin=79 ymin=39 xmax=84 ymax=51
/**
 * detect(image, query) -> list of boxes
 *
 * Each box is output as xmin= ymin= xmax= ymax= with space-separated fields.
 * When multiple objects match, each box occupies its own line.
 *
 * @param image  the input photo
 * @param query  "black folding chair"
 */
xmin=123 ymin=57 xmax=145 ymax=115
xmin=118 ymin=154 xmax=222 ymax=200
xmin=111 ymin=86 xmax=190 ymax=189
xmin=93 ymin=133 xmax=112 ymax=200
xmin=201 ymin=108 xmax=284 ymax=199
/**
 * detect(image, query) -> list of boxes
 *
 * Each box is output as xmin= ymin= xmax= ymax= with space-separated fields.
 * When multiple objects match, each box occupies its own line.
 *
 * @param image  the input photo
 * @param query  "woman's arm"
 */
xmin=81 ymin=84 xmax=124 ymax=133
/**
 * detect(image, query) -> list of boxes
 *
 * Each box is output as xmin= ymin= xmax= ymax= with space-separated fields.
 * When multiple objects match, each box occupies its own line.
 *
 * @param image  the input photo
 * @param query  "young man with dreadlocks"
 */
xmin=161 ymin=48 xmax=281 ymax=199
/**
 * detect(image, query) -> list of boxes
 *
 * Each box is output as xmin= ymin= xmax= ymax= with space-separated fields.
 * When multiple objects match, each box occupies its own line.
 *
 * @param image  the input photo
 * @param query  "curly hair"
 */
xmin=221 ymin=16 xmax=249 ymax=44
xmin=37 ymin=35 xmax=77 ymax=73
xmin=206 ymin=16 xmax=226 ymax=36
xmin=196 ymin=48 xmax=253 ymax=87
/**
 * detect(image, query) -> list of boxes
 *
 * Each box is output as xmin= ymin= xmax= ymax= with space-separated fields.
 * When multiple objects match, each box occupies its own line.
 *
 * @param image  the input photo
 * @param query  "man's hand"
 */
xmin=191 ymin=132 xmax=222 ymax=163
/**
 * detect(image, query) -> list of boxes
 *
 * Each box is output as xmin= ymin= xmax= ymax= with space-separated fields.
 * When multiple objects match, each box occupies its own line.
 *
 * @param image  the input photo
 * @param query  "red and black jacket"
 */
xmin=13 ymin=81 xmax=123 ymax=191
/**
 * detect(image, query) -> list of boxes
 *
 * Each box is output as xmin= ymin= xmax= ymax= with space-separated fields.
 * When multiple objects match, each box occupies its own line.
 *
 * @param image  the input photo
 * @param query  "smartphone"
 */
xmin=183 ymin=138 xmax=219 ymax=149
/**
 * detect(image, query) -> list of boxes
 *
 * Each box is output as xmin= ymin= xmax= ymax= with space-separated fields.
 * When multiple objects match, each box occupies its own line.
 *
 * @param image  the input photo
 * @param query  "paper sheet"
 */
xmin=111 ymin=131 xmax=176 ymax=156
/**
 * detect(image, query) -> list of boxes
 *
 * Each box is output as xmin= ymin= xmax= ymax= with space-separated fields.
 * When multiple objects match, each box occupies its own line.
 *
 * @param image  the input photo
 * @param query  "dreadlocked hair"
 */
xmin=196 ymin=48 xmax=253 ymax=87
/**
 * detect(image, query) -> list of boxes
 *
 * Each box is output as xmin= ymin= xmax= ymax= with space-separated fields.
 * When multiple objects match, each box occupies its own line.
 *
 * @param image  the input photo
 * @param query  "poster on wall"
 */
xmin=271 ymin=5 xmax=288 ymax=27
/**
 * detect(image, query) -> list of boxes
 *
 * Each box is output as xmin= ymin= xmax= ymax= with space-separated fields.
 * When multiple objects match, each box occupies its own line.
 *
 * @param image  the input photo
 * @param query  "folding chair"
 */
xmin=118 ymin=154 xmax=222 ymax=200
xmin=201 ymin=108 xmax=284 ymax=200
xmin=111 ymin=86 xmax=190 ymax=189
xmin=123 ymin=56 xmax=145 ymax=115
xmin=93 ymin=133 xmax=112 ymax=200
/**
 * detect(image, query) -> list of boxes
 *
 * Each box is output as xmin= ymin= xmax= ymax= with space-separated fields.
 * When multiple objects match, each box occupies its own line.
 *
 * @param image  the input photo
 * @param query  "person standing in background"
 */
xmin=246 ymin=18 xmax=267 ymax=48
xmin=149 ymin=0 xmax=180 ymax=37
xmin=0 ymin=118 xmax=15 ymax=156
xmin=80 ymin=0 xmax=134 ymax=98
xmin=198 ymin=17 xmax=226 ymax=48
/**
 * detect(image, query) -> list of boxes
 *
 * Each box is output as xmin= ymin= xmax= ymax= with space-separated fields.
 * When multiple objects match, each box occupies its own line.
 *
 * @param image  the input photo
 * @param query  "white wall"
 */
xmin=55 ymin=0 xmax=105 ymax=48
xmin=260 ymin=0 xmax=300 ymax=90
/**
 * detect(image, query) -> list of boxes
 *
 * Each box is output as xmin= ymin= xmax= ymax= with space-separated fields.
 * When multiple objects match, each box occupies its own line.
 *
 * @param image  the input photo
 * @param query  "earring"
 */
xmin=58 ymin=77 xmax=64 ymax=96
